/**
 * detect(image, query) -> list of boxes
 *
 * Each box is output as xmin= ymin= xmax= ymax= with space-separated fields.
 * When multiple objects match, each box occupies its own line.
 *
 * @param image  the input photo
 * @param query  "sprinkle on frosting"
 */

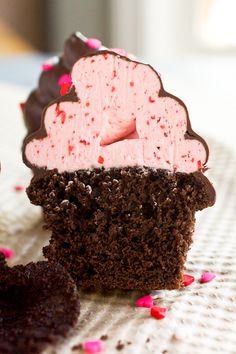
xmin=86 ymin=38 xmax=102 ymax=50
xmin=0 ymin=247 xmax=14 ymax=259
xmin=24 ymin=52 xmax=209 ymax=174
xmin=42 ymin=63 xmax=54 ymax=71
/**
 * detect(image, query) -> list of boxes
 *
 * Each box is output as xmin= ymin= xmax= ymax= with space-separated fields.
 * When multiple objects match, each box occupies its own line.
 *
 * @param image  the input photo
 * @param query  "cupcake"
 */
xmin=23 ymin=51 xmax=215 ymax=290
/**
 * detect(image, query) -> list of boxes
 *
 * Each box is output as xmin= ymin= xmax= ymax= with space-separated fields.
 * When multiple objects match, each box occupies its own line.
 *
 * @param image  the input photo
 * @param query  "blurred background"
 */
xmin=0 ymin=0 xmax=236 ymax=149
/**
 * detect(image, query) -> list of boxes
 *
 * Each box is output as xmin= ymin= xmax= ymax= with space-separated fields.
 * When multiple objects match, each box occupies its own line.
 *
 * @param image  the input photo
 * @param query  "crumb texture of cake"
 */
xmin=0 ymin=261 xmax=80 ymax=354
xmin=27 ymin=168 xmax=214 ymax=290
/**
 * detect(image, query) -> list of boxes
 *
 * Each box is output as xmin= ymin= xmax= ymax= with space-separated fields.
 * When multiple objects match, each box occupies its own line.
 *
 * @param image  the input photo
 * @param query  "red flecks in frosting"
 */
xmin=98 ymin=156 xmax=104 ymax=164
xmin=198 ymin=160 xmax=202 ymax=171
xmin=149 ymin=96 xmax=155 ymax=103
xmin=25 ymin=53 xmax=208 ymax=173
xmin=111 ymin=86 xmax=116 ymax=92
xmin=130 ymin=81 xmax=134 ymax=87
xmin=68 ymin=144 xmax=74 ymax=155
xmin=55 ymin=104 xmax=66 ymax=124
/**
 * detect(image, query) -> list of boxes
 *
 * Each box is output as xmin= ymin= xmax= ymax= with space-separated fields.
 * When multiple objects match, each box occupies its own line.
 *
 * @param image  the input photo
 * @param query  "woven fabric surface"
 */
xmin=0 ymin=84 xmax=41 ymax=241
xmin=2 ymin=137 xmax=235 ymax=354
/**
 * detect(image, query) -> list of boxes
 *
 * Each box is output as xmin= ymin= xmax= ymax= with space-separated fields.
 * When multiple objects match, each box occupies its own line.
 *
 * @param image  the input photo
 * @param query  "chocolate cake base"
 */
xmin=27 ymin=167 xmax=215 ymax=290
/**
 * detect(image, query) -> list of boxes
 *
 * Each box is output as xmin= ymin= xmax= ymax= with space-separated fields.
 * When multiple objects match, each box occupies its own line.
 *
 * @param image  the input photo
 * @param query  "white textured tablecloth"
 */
xmin=0 ymin=85 xmax=235 ymax=354
xmin=0 ymin=84 xmax=41 ymax=239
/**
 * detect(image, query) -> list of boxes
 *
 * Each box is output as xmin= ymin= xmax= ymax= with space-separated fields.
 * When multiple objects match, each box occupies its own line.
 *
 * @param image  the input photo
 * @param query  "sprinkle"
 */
xmin=135 ymin=295 xmax=154 ymax=308
xmin=182 ymin=274 xmax=195 ymax=287
xmin=0 ymin=247 xmax=14 ymax=259
xmin=83 ymin=340 xmax=103 ymax=353
xmin=60 ymin=83 xmax=71 ymax=96
xmin=42 ymin=63 xmax=54 ymax=71
xmin=86 ymin=38 xmax=102 ymax=50
xmin=150 ymin=306 xmax=168 ymax=320
xmin=14 ymin=185 xmax=24 ymax=192
xmin=19 ymin=102 xmax=25 ymax=111
xmin=130 ymin=81 xmax=134 ymax=87
xmin=58 ymin=74 xmax=72 ymax=87
xmin=197 ymin=160 xmax=202 ymax=171
xmin=68 ymin=145 xmax=74 ymax=155
xmin=201 ymin=272 xmax=216 ymax=283
xmin=98 ymin=156 xmax=104 ymax=164
xmin=111 ymin=86 xmax=116 ymax=92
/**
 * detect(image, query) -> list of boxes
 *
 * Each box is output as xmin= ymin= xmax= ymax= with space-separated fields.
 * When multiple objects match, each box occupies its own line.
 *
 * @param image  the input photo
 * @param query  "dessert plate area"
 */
xmin=1 ymin=84 xmax=236 ymax=353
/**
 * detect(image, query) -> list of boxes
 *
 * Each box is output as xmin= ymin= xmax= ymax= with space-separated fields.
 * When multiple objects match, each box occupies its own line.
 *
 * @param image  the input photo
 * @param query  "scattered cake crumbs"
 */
xmin=146 ymin=338 xmax=150 ymax=343
xmin=72 ymin=343 xmax=83 ymax=351
xmin=116 ymin=340 xmax=125 ymax=351
xmin=100 ymin=335 xmax=108 ymax=341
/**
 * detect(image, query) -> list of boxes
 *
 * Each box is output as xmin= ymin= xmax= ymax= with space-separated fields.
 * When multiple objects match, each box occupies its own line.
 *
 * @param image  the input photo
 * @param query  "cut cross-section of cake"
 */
xmin=23 ymin=51 xmax=215 ymax=290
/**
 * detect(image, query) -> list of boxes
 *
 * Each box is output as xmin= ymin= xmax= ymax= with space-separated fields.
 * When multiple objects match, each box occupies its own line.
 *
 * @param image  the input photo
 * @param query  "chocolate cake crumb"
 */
xmin=0 ymin=252 xmax=6 ymax=266
xmin=100 ymin=335 xmax=108 ymax=341
xmin=72 ymin=343 xmax=83 ymax=351
xmin=116 ymin=340 xmax=125 ymax=351
xmin=27 ymin=167 xmax=214 ymax=290
xmin=0 ymin=261 xmax=80 ymax=354
xmin=146 ymin=338 xmax=150 ymax=343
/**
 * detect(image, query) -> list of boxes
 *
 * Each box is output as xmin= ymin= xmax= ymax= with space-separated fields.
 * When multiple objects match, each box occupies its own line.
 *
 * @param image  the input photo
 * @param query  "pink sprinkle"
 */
xmin=14 ymin=185 xmax=24 ymax=192
xmin=86 ymin=38 xmax=102 ymax=50
xmin=201 ymin=272 xmax=216 ymax=283
xmin=135 ymin=295 xmax=154 ymax=308
xmin=182 ymin=274 xmax=195 ymax=287
xmin=58 ymin=74 xmax=72 ymax=87
xmin=83 ymin=340 xmax=103 ymax=353
xmin=110 ymin=48 xmax=128 ymax=56
xmin=0 ymin=248 xmax=14 ymax=259
xmin=42 ymin=63 xmax=54 ymax=71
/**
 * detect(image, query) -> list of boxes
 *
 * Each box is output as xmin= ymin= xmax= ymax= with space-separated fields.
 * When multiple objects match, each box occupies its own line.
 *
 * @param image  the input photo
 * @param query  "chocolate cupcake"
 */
xmin=22 ymin=32 xmax=99 ymax=138
xmin=23 ymin=51 xmax=215 ymax=290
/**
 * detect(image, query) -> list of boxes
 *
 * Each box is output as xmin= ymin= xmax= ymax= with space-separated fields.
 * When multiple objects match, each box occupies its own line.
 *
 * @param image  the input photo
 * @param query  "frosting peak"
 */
xmin=23 ymin=52 xmax=208 ymax=174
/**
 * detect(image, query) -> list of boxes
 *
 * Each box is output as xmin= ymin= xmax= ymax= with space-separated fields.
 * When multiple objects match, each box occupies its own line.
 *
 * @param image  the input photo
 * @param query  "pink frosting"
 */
xmin=25 ymin=53 xmax=207 ymax=173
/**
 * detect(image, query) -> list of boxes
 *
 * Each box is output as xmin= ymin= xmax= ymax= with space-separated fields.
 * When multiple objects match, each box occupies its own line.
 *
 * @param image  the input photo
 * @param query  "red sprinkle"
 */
xmin=200 ymin=272 xmax=216 ymax=283
xmin=149 ymin=96 xmax=155 ymax=103
xmin=98 ymin=156 xmax=104 ymax=164
xmin=111 ymin=86 xmax=116 ymax=92
xmin=86 ymin=102 xmax=90 ymax=107
xmin=14 ymin=185 xmax=24 ymax=192
xmin=113 ymin=70 xmax=117 ymax=78
xmin=182 ymin=274 xmax=195 ymax=287
xmin=130 ymin=81 xmax=134 ymax=87
xmin=60 ymin=83 xmax=71 ymax=96
xmin=151 ymin=306 xmax=168 ymax=320
xmin=79 ymin=140 xmax=90 ymax=146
